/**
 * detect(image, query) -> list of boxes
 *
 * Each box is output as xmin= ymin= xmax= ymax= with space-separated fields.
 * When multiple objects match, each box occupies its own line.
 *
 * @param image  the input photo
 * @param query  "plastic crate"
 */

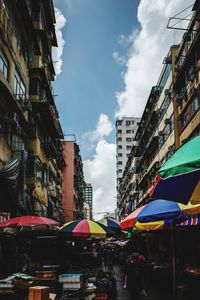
xmin=59 ymin=274 xmax=84 ymax=283
xmin=95 ymin=293 xmax=108 ymax=300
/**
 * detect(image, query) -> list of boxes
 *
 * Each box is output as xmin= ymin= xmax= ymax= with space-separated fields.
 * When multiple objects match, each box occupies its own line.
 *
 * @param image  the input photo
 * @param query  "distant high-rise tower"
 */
xmin=116 ymin=117 xmax=140 ymax=185
xmin=84 ymin=183 xmax=93 ymax=219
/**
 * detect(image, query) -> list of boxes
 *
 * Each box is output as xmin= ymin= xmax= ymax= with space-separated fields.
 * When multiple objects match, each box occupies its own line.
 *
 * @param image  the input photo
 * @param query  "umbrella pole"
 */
xmin=170 ymin=224 xmax=176 ymax=293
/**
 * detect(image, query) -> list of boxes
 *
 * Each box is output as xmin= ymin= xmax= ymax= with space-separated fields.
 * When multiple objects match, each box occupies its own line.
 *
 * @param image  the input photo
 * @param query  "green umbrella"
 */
xmin=159 ymin=135 xmax=200 ymax=178
xmin=152 ymin=136 xmax=200 ymax=204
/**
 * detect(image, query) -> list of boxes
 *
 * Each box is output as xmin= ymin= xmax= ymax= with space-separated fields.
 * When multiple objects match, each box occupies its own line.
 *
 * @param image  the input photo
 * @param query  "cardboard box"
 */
xmin=28 ymin=286 xmax=50 ymax=300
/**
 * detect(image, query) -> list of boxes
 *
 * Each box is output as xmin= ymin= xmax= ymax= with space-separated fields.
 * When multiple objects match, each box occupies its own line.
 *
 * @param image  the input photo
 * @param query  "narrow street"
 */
xmin=0 ymin=0 xmax=200 ymax=299
xmin=113 ymin=265 xmax=176 ymax=300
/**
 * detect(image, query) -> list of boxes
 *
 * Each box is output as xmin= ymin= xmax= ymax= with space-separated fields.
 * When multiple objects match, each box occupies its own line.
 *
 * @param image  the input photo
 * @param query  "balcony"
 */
xmin=41 ymin=137 xmax=58 ymax=158
xmin=14 ymin=94 xmax=32 ymax=112
xmin=32 ymin=101 xmax=63 ymax=138
xmin=174 ymin=18 xmax=200 ymax=88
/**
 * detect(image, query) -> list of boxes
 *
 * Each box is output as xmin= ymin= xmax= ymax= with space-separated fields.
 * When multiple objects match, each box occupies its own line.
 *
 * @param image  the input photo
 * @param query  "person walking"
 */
xmin=123 ymin=253 xmax=144 ymax=300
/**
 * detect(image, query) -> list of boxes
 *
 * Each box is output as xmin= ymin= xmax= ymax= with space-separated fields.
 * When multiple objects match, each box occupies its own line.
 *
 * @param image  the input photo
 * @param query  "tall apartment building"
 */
xmin=117 ymin=46 xmax=179 ymax=220
xmin=173 ymin=0 xmax=200 ymax=147
xmin=116 ymin=117 xmax=140 ymax=183
xmin=116 ymin=117 xmax=140 ymax=217
xmin=84 ymin=183 xmax=93 ymax=220
xmin=0 ymin=0 xmax=64 ymax=221
xmin=117 ymin=2 xmax=200 ymax=220
xmin=62 ymin=141 xmax=85 ymax=222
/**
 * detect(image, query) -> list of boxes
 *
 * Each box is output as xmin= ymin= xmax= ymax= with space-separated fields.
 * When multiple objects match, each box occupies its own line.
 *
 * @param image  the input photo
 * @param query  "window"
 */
xmin=118 ymin=161 xmax=122 ymax=165
xmin=159 ymin=134 xmax=164 ymax=149
xmin=118 ymin=153 xmax=122 ymax=157
xmin=11 ymin=135 xmax=25 ymax=151
xmin=132 ymin=130 xmax=134 ymax=134
xmin=179 ymin=96 xmax=200 ymax=131
xmin=118 ymin=137 xmax=122 ymax=142
xmin=118 ymin=145 xmax=122 ymax=149
xmin=159 ymin=93 xmax=172 ymax=123
xmin=126 ymin=121 xmax=131 ymax=126
xmin=126 ymin=145 xmax=131 ymax=150
xmin=118 ymin=169 xmax=122 ymax=173
xmin=126 ymin=138 xmax=131 ymax=142
xmin=126 ymin=129 xmax=131 ymax=134
xmin=191 ymin=97 xmax=200 ymax=116
xmin=117 ymin=129 xmax=122 ymax=134
xmin=117 ymin=120 xmax=122 ymax=126
xmin=159 ymin=64 xmax=172 ymax=89
xmin=0 ymin=50 xmax=9 ymax=79
xmin=132 ymin=121 xmax=135 ymax=124
xmin=14 ymin=69 xmax=26 ymax=99
xmin=159 ymin=114 xmax=174 ymax=148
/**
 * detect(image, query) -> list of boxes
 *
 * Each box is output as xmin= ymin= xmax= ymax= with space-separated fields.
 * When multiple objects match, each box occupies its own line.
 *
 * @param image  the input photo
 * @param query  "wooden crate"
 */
xmin=28 ymin=286 xmax=50 ymax=300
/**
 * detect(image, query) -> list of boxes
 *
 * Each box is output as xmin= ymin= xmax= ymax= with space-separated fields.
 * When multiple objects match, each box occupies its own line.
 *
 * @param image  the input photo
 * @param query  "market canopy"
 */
xmin=137 ymin=199 xmax=200 ymax=223
xmin=120 ymin=200 xmax=200 ymax=230
xmin=0 ymin=216 xmax=59 ymax=227
xmin=151 ymin=136 xmax=200 ymax=204
xmin=99 ymin=218 xmax=121 ymax=233
xmin=59 ymin=219 xmax=113 ymax=238
xmin=179 ymin=215 xmax=200 ymax=226
xmin=120 ymin=205 xmax=146 ymax=229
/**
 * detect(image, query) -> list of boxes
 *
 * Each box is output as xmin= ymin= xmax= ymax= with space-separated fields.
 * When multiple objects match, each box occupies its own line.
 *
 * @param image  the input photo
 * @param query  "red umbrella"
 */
xmin=0 ymin=216 xmax=59 ymax=227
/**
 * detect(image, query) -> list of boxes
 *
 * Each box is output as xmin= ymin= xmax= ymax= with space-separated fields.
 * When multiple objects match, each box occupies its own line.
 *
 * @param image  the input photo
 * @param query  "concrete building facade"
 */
xmin=116 ymin=117 xmax=140 ymax=184
xmin=62 ymin=141 xmax=85 ymax=222
xmin=0 ymin=0 xmax=64 ymax=222
xmin=117 ymin=46 xmax=179 ymax=220
xmin=118 ymin=0 xmax=200 ymax=219
xmin=84 ymin=183 xmax=93 ymax=220
xmin=173 ymin=0 xmax=200 ymax=147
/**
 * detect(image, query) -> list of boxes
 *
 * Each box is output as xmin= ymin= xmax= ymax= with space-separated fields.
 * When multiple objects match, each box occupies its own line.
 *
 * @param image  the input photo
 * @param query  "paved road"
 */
xmin=112 ymin=265 xmax=176 ymax=300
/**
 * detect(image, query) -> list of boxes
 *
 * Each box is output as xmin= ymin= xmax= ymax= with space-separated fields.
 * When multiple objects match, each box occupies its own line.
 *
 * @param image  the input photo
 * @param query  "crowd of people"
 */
xmin=100 ymin=245 xmax=148 ymax=300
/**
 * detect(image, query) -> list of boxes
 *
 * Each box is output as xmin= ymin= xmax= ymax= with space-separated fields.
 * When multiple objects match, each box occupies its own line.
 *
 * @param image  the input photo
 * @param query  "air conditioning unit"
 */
xmin=168 ymin=145 xmax=174 ymax=152
xmin=155 ymin=162 xmax=161 ymax=168
xmin=163 ymin=56 xmax=172 ymax=64
xmin=164 ymin=89 xmax=171 ymax=96
xmin=16 ymin=124 xmax=22 ymax=135
xmin=191 ymin=65 xmax=200 ymax=75
xmin=183 ymin=32 xmax=191 ymax=42
xmin=21 ymin=100 xmax=32 ymax=110
xmin=5 ymin=112 xmax=19 ymax=125
xmin=176 ymin=92 xmax=184 ymax=103
xmin=175 ymin=62 xmax=181 ymax=72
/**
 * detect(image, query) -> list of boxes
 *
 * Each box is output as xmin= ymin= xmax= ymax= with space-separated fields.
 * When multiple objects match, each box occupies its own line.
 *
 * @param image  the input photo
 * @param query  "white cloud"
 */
xmin=115 ymin=0 xmax=193 ymax=117
xmin=83 ymin=140 xmax=116 ymax=220
xmin=82 ymin=1 xmax=193 ymax=220
xmin=112 ymin=51 xmax=126 ymax=66
xmin=83 ymin=113 xmax=113 ymax=142
xmin=118 ymin=30 xmax=139 ymax=48
xmin=52 ymin=8 xmax=66 ymax=76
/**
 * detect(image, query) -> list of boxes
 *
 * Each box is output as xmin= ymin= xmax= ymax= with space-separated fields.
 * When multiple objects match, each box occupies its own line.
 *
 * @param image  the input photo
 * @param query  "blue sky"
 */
xmin=54 ymin=0 xmax=139 ymax=159
xmin=52 ymin=0 xmax=192 ymax=219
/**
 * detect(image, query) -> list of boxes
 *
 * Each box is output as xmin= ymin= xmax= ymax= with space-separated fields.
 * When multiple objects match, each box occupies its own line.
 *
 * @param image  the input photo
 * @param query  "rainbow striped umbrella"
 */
xmin=100 ymin=218 xmax=121 ymax=233
xmin=59 ymin=219 xmax=113 ymax=238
